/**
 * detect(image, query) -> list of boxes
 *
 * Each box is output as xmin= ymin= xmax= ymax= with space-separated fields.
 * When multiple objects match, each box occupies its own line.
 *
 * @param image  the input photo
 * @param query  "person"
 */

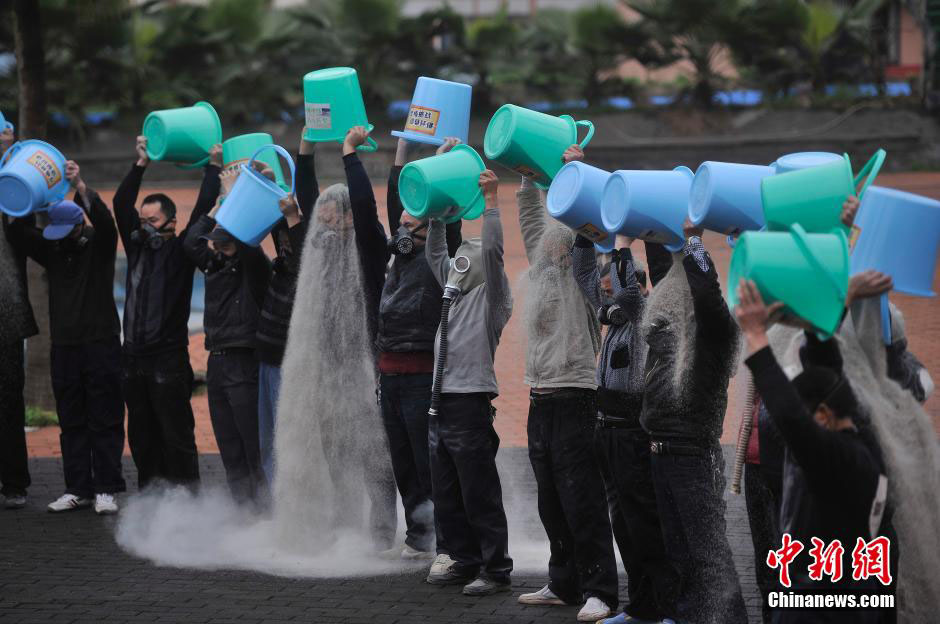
xmin=0 ymin=119 xmax=40 ymax=510
xmin=7 ymin=160 xmax=125 ymax=514
xmin=376 ymin=137 xmax=462 ymax=561
xmin=114 ymin=136 xmax=219 ymax=488
xmin=424 ymin=168 xmax=514 ymax=596
xmin=183 ymin=166 xmax=273 ymax=505
xmin=736 ymin=280 xmax=895 ymax=624
xmin=639 ymin=220 xmax=748 ymax=623
xmin=255 ymin=131 xmax=318 ymax=486
xmin=514 ymin=144 xmax=618 ymax=622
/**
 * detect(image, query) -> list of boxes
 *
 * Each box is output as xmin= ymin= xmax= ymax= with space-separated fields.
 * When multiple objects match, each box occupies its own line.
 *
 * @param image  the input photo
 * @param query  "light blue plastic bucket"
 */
xmin=850 ymin=185 xmax=940 ymax=297
xmin=771 ymin=151 xmax=842 ymax=174
xmin=546 ymin=161 xmax=613 ymax=250
xmin=0 ymin=110 xmax=13 ymax=133
xmin=688 ymin=161 xmax=775 ymax=235
xmin=0 ymin=139 xmax=69 ymax=217
xmin=214 ymin=144 xmax=295 ymax=247
xmin=392 ymin=77 xmax=472 ymax=147
xmin=601 ymin=166 xmax=692 ymax=252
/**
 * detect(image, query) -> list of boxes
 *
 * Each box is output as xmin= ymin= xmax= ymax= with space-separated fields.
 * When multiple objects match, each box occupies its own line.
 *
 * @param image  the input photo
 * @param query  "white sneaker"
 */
xmin=402 ymin=545 xmax=434 ymax=561
xmin=429 ymin=553 xmax=456 ymax=576
xmin=518 ymin=585 xmax=566 ymax=606
xmin=94 ymin=493 xmax=118 ymax=515
xmin=578 ymin=597 xmax=612 ymax=622
xmin=47 ymin=493 xmax=92 ymax=513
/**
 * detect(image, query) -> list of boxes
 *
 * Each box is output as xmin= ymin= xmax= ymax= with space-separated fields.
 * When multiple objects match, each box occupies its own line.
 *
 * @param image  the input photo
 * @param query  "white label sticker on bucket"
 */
xmin=577 ymin=223 xmax=608 ymax=242
xmin=404 ymin=105 xmax=440 ymax=135
xmin=27 ymin=150 xmax=62 ymax=189
xmin=223 ymin=158 xmax=249 ymax=173
xmin=305 ymin=103 xmax=332 ymax=130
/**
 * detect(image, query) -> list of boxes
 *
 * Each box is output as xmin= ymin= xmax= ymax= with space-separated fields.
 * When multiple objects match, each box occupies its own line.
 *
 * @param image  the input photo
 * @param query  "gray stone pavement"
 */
xmin=0 ymin=448 xmax=762 ymax=624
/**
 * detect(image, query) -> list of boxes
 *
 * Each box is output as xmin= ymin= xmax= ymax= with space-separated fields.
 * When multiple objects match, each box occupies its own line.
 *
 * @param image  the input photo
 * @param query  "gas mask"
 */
xmin=131 ymin=221 xmax=172 ymax=250
xmin=59 ymin=224 xmax=93 ymax=253
xmin=387 ymin=223 xmax=427 ymax=256
xmin=444 ymin=238 xmax=484 ymax=299
xmin=597 ymin=303 xmax=627 ymax=326
xmin=205 ymin=251 xmax=237 ymax=274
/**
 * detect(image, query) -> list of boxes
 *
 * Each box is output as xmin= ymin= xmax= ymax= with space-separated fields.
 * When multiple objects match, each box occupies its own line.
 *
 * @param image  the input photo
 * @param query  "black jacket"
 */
xmin=113 ymin=163 xmax=217 ymax=356
xmin=640 ymin=251 xmax=739 ymax=441
xmin=255 ymin=153 xmax=317 ymax=366
xmin=376 ymin=164 xmax=461 ymax=354
xmin=8 ymin=188 xmax=119 ymax=347
xmin=0 ymin=217 xmax=40 ymax=347
xmin=184 ymin=215 xmax=272 ymax=352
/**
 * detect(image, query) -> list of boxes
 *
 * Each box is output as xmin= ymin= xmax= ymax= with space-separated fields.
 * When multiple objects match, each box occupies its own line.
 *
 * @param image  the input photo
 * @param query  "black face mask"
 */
xmin=205 ymin=250 xmax=237 ymax=274
xmin=387 ymin=223 xmax=427 ymax=256
xmin=59 ymin=224 xmax=93 ymax=253
xmin=131 ymin=221 xmax=171 ymax=250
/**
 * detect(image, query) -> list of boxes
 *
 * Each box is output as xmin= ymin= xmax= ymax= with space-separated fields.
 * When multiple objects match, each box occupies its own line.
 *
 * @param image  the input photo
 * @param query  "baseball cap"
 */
xmin=201 ymin=226 xmax=236 ymax=244
xmin=42 ymin=200 xmax=84 ymax=241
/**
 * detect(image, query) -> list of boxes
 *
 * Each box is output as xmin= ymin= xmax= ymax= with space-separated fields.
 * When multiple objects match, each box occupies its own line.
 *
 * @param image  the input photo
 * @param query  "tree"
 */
xmin=464 ymin=9 xmax=521 ymax=112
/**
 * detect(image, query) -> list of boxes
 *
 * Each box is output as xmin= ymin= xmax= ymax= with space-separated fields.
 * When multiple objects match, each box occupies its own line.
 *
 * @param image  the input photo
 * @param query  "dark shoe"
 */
xmin=3 ymin=494 xmax=26 ymax=510
xmin=462 ymin=576 xmax=512 ymax=596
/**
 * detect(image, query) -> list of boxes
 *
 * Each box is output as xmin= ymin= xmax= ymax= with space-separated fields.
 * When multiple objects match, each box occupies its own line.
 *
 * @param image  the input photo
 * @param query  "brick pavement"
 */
xmin=0 ymin=448 xmax=763 ymax=624
xmin=24 ymin=171 xmax=940 ymax=459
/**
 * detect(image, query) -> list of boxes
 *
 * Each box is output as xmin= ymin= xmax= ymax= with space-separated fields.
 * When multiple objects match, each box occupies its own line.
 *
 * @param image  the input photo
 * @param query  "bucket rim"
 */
xmin=193 ymin=101 xmax=223 ymax=147
xmin=390 ymin=129 xmax=445 ymax=146
xmin=398 ymin=162 xmax=431 ymax=218
xmin=600 ymin=169 xmax=630 ymax=231
xmin=483 ymin=104 xmax=517 ymax=160
xmin=546 ymin=161 xmax=585 ymax=219
xmin=303 ymin=66 xmax=358 ymax=81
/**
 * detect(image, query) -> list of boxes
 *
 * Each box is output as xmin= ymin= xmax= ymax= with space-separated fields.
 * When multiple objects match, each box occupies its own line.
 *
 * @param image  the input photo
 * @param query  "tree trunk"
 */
xmin=13 ymin=0 xmax=56 ymax=412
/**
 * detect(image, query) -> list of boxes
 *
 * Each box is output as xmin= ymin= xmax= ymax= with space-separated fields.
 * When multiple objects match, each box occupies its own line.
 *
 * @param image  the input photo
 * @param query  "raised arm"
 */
xmin=295 ymin=131 xmax=319 ymax=218
xmin=572 ymin=234 xmax=603 ymax=310
xmin=239 ymin=243 xmax=273 ymax=308
xmin=610 ymin=246 xmax=644 ymax=322
xmin=182 ymin=214 xmax=216 ymax=272
xmin=181 ymin=145 xmax=222 ymax=237
xmin=66 ymin=160 xmax=117 ymax=255
xmin=112 ymin=136 xmax=150 ymax=248
xmin=425 ymin=217 xmax=449 ymax=287
xmin=479 ymin=170 xmax=512 ymax=319
xmin=516 ymin=176 xmax=546 ymax=265
xmin=644 ymin=241 xmax=672 ymax=287
xmin=343 ymin=128 xmax=389 ymax=270
xmin=682 ymin=228 xmax=736 ymax=341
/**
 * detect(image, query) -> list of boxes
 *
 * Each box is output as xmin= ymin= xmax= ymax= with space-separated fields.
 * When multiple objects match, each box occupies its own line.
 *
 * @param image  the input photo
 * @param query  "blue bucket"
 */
xmin=850 ymin=185 xmax=940 ymax=297
xmin=0 ymin=110 xmax=13 ymax=133
xmin=546 ymin=161 xmax=613 ymax=250
xmin=771 ymin=151 xmax=842 ymax=174
xmin=0 ymin=140 xmax=69 ymax=217
xmin=391 ymin=77 xmax=472 ymax=147
xmin=214 ymin=144 xmax=295 ymax=247
xmin=688 ymin=161 xmax=775 ymax=235
xmin=601 ymin=166 xmax=692 ymax=252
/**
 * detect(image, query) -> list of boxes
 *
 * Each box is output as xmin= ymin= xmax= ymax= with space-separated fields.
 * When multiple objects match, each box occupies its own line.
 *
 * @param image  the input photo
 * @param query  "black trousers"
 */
xmin=430 ymin=393 xmax=512 ymax=583
xmin=123 ymin=348 xmax=200 ymax=488
xmin=745 ymin=462 xmax=781 ymax=624
xmin=650 ymin=440 xmax=748 ymax=624
xmin=207 ymin=350 xmax=266 ymax=504
xmin=0 ymin=340 xmax=30 ymax=497
xmin=50 ymin=337 xmax=126 ymax=498
xmin=595 ymin=421 xmax=679 ymax=620
xmin=380 ymin=372 xmax=437 ymax=552
xmin=528 ymin=389 xmax=618 ymax=609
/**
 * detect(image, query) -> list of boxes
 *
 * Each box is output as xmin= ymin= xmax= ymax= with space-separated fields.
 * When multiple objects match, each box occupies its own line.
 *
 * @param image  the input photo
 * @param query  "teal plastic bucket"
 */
xmin=771 ymin=151 xmax=842 ymax=174
xmin=222 ymin=133 xmax=287 ymax=191
xmin=762 ymin=149 xmax=886 ymax=235
xmin=0 ymin=139 xmax=69 ymax=217
xmin=688 ymin=161 xmax=774 ymax=235
xmin=142 ymin=101 xmax=222 ymax=169
xmin=483 ymin=104 xmax=593 ymax=190
xmin=398 ymin=144 xmax=485 ymax=223
xmin=302 ymin=67 xmax=377 ymax=152
xmin=391 ymin=77 xmax=472 ymax=146
xmin=214 ymin=144 xmax=296 ymax=247
xmin=728 ymin=224 xmax=849 ymax=337
xmin=546 ymin=161 xmax=613 ymax=249
xmin=0 ymin=110 xmax=12 ymax=133
xmin=601 ymin=166 xmax=693 ymax=252
xmin=850 ymin=185 xmax=940 ymax=297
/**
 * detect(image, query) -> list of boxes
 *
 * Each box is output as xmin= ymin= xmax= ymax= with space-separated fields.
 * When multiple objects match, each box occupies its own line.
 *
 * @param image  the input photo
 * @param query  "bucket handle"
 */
xmin=846 ymin=148 xmax=886 ymax=200
xmin=2 ymin=121 xmax=12 ymax=132
xmin=788 ymin=223 xmax=847 ymax=301
xmin=0 ymin=140 xmax=23 ymax=168
xmin=247 ymin=144 xmax=296 ymax=196
xmin=357 ymin=136 xmax=378 ymax=153
xmin=560 ymin=115 xmax=595 ymax=150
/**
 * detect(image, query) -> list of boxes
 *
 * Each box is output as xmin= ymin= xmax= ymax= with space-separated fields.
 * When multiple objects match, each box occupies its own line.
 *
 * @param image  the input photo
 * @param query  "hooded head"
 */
xmin=446 ymin=237 xmax=484 ymax=294
xmin=315 ymin=183 xmax=353 ymax=233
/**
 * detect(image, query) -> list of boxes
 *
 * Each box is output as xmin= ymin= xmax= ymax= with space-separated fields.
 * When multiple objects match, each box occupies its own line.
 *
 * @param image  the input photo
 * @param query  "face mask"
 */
xmin=387 ymin=223 xmax=427 ymax=256
xmin=131 ymin=221 xmax=171 ymax=250
xmin=445 ymin=238 xmax=484 ymax=295
xmin=205 ymin=250 xmax=236 ymax=274
xmin=60 ymin=224 xmax=93 ymax=253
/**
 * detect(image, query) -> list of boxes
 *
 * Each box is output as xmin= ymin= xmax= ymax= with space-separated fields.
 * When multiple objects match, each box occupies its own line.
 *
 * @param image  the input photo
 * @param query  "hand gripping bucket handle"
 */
xmin=560 ymin=115 xmax=594 ymax=149
xmin=357 ymin=136 xmax=378 ymax=153
xmin=247 ymin=144 xmax=296 ymax=195
xmin=847 ymin=148 xmax=886 ymax=200
xmin=788 ymin=223 xmax=847 ymax=301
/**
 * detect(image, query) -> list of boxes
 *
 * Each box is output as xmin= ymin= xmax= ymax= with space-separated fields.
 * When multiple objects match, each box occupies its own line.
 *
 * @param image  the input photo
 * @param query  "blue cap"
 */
xmin=42 ymin=200 xmax=84 ymax=240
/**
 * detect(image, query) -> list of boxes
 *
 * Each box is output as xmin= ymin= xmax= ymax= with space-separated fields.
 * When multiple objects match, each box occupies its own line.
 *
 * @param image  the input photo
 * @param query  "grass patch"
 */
xmin=25 ymin=406 xmax=59 ymax=428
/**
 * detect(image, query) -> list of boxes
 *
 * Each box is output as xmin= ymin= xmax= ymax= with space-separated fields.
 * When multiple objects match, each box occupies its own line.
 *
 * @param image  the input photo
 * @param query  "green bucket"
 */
xmin=301 ymin=67 xmax=377 ymax=152
xmin=761 ymin=149 xmax=886 ymax=235
xmin=223 ymin=133 xmax=288 ymax=191
xmin=398 ymin=144 xmax=486 ymax=223
xmin=728 ymin=224 xmax=849 ymax=337
xmin=483 ymin=104 xmax=594 ymax=190
xmin=142 ymin=101 xmax=222 ymax=170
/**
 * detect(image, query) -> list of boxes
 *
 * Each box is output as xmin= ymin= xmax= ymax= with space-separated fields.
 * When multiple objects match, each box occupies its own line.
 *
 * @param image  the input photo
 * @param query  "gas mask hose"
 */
xmin=429 ymin=286 xmax=460 ymax=418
